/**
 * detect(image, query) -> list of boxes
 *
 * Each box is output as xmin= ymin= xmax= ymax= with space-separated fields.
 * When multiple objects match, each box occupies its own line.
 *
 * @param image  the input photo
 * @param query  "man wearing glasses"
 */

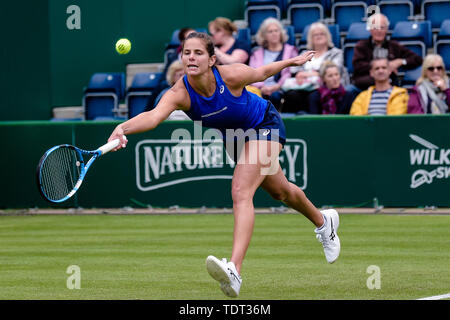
xmin=352 ymin=13 xmax=423 ymax=91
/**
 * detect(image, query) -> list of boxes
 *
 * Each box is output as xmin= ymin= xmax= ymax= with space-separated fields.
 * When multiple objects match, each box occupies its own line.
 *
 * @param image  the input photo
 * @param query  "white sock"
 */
xmin=316 ymin=213 xmax=327 ymax=231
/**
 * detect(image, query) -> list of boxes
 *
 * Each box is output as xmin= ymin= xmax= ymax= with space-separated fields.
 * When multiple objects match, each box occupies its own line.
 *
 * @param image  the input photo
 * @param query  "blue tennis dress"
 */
xmin=182 ymin=66 xmax=286 ymax=145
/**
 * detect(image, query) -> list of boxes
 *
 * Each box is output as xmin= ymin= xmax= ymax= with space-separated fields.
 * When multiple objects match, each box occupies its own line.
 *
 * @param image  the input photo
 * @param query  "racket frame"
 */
xmin=36 ymin=138 xmax=120 ymax=203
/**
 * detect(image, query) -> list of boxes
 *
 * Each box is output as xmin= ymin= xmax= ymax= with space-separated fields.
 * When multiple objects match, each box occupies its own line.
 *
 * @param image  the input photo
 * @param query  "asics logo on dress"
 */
xmin=262 ymin=129 xmax=270 ymax=136
xmin=219 ymin=85 xmax=225 ymax=94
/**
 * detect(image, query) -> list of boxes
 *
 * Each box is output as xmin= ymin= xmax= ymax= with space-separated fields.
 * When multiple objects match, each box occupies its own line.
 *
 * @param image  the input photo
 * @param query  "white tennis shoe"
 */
xmin=315 ymin=209 xmax=340 ymax=264
xmin=206 ymin=255 xmax=242 ymax=297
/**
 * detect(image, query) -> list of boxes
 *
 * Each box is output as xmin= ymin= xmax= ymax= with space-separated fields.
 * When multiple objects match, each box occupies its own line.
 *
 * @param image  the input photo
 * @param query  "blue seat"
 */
xmin=421 ymin=0 xmax=450 ymax=31
xmin=343 ymin=44 xmax=356 ymax=74
xmin=245 ymin=4 xmax=281 ymax=35
xmin=328 ymin=24 xmax=341 ymax=48
xmin=344 ymin=22 xmax=370 ymax=43
xmin=126 ymin=72 xmax=164 ymax=118
xmin=237 ymin=27 xmax=252 ymax=47
xmin=287 ymin=1 xmax=324 ymax=36
xmin=284 ymin=25 xmax=296 ymax=46
xmin=435 ymin=40 xmax=450 ymax=72
xmin=402 ymin=65 xmax=422 ymax=88
xmin=390 ymin=20 xmax=432 ymax=57
xmin=246 ymin=0 xmax=284 ymax=13
xmin=437 ymin=19 xmax=450 ymax=40
xmin=83 ymin=73 xmax=125 ymax=120
xmin=378 ymin=0 xmax=414 ymax=29
xmin=342 ymin=22 xmax=371 ymax=74
xmin=331 ymin=0 xmax=368 ymax=34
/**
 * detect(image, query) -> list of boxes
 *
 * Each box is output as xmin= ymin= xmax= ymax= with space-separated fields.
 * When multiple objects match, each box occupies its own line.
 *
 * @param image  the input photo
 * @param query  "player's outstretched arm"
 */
xmin=107 ymin=81 xmax=187 ymax=150
xmin=222 ymin=50 xmax=316 ymax=88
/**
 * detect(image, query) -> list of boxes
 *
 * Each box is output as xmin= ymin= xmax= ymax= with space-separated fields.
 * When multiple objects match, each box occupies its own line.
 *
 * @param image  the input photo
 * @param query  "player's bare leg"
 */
xmin=261 ymin=166 xmax=340 ymax=263
xmin=206 ymin=140 xmax=271 ymax=297
xmin=230 ymin=140 xmax=270 ymax=274
xmin=260 ymin=167 xmax=324 ymax=227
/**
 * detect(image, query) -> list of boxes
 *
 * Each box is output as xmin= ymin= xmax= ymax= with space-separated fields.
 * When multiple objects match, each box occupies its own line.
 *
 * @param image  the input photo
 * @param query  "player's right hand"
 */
xmin=108 ymin=126 xmax=128 ymax=151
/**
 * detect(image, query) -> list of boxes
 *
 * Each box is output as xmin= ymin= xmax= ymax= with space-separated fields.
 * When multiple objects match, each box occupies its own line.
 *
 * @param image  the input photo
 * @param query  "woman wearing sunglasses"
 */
xmin=408 ymin=54 xmax=450 ymax=114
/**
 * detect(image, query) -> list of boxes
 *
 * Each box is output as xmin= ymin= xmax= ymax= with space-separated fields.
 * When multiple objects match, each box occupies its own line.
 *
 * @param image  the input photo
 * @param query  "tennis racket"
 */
xmin=36 ymin=137 xmax=125 ymax=203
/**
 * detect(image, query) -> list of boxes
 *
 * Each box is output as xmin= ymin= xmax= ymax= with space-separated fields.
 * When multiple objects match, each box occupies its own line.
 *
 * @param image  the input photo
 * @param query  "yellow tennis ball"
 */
xmin=115 ymin=38 xmax=131 ymax=55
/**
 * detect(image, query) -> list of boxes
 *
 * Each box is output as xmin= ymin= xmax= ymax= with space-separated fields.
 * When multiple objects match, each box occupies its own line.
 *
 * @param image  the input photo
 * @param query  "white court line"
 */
xmin=417 ymin=293 xmax=450 ymax=300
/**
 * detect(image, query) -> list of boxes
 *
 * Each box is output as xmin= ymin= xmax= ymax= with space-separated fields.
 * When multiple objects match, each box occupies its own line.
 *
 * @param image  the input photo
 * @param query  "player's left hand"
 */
xmin=291 ymin=50 xmax=316 ymax=66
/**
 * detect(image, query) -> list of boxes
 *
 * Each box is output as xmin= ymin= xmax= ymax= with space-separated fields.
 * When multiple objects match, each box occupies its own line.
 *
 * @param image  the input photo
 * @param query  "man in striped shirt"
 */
xmin=350 ymin=58 xmax=408 ymax=115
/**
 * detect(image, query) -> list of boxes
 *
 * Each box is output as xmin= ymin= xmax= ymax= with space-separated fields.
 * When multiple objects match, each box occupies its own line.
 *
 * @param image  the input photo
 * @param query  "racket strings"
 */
xmin=40 ymin=147 xmax=82 ymax=201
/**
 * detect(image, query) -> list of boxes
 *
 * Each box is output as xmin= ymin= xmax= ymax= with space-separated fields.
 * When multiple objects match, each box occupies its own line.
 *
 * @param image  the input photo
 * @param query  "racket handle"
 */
xmin=99 ymin=135 xmax=127 ymax=155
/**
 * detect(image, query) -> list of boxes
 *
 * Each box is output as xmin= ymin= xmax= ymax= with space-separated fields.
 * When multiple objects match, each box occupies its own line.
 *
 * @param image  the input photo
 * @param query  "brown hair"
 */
xmin=178 ymin=27 xmax=195 ymax=42
xmin=182 ymin=32 xmax=216 ymax=57
xmin=208 ymin=17 xmax=237 ymax=35
xmin=319 ymin=60 xmax=339 ymax=79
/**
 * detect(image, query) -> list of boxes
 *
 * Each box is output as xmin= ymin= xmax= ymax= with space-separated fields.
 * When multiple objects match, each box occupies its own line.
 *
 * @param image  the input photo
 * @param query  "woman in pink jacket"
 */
xmin=249 ymin=17 xmax=298 ymax=111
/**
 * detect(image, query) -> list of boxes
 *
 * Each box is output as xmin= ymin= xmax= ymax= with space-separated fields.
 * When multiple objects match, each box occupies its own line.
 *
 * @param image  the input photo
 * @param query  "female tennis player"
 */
xmin=107 ymin=32 xmax=340 ymax=297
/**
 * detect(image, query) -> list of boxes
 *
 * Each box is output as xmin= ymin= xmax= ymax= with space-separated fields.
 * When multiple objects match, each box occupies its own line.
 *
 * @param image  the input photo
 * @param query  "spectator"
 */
xmin=154 ymin=60 xmax=190 ymax=120
xmin=248 ymin=18 xmax=298 ymax=110
xmin=281 ymin=22 xmax=348 ymax=113
xmin=350 ymin=58 xmax=408 ymax=115
xmin=408 ymin=54 xmax=450 ymax=114
xmin=352 ymin=13 xmax=423 ymax=91
xmin=208 ymin=17 xmax=251 ymax=65
xmin=308 ymin=61 xmax=356 ymax=114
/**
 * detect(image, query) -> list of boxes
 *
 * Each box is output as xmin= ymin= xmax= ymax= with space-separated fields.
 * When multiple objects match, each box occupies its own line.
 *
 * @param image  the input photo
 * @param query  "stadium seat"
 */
xmin=331 ymin=0 xmax=368 ymax=34
xmin=421 ymin=0 xmax=450 ymax=31
xmin=390 ymin=20 xmax=432 ymax=57
xmin=328 ymin=24 xmax=341 ymax=48
xmin=237 ymin=27 xmax=252 ymax=47
xmin=284 ymin=25 xmax=296 ymax=46
xmin=434 ymin=20 xmax=450 ymax=67
xmin=378 ymin=0 xmax=414 ymax=29
xmin=435 ymin=40 xmax=450 ymax=73
xmin=437 ymin=19 xmax=450 ymax=40
xmin=344 ymin=22 xmax=370 ymax=43
xmin=343 ymin=44 xmax=356 ymax=74
xmin=246 ymin=0 xmax=285 ymax=16
xmin=342 ymin=22 xmax=371 ymax=74
xmin=401 ymin=65 xmax=422 ymax=88
xmin=245 ymin=4 xmax=281 ymax=35
xmin=165 ymin=29 xmax=182 ymax=52
xmin=287 ymin=1 xmax=324 ymax=36
xmin=83 ymin=73 xmax=125 ymax=120
xmin=126 ymin=72 xmax=164 ymax=119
